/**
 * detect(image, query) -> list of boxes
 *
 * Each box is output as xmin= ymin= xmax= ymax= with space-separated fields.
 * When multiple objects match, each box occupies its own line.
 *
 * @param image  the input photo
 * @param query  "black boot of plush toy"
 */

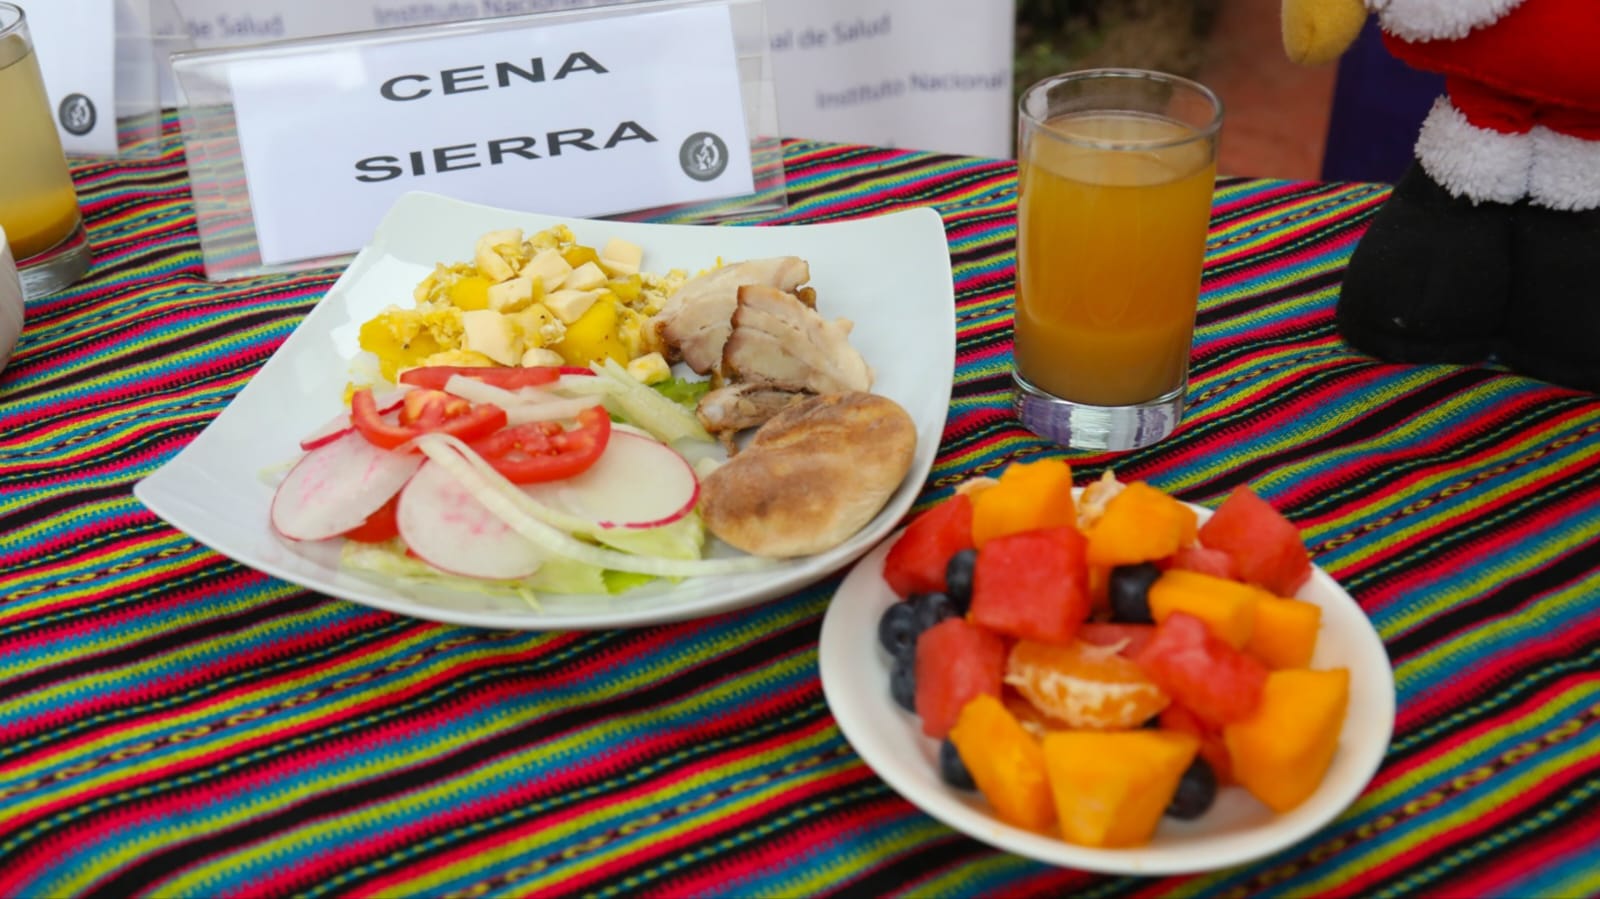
xmin=1337 ymin=163 xmax=1512 ymax=364
xmin=1502 ymin=204 xmax=1600 ymax=392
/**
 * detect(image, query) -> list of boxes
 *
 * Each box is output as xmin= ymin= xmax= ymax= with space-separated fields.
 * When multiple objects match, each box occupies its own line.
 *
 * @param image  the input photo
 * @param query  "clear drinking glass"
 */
xmin=0 ymin=2 xmax=91 ymax=299
xmin=1012 ymin=69 xmax=1221 ymax=451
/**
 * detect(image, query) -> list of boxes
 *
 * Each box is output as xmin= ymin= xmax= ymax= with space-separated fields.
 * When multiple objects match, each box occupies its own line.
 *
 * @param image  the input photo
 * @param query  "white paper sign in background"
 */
xmin=228 ymin=5 xmax=753 ymax=265
xmin=160 ymin=0 xmax=1015 ymax=159
xmin=22 ymin=0 xmax=119 ymax=156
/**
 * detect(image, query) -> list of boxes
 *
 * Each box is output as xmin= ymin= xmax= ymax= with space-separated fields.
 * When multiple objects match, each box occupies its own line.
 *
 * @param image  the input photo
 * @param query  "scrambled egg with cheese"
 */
xmin=358 ymin=224 xmax=689 ymax=383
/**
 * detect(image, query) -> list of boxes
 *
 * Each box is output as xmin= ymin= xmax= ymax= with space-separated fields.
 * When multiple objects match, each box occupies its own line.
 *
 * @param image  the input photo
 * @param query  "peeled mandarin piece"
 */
xmin=1040 ymin=729 xmax=1199 ymax=848
xmin=949 ymin=694 xmax=1057 ymax=832
xmin=1223 ymin=668 xmax=1351 ymax=813
xmin=1086 ymin=482 xmax=1199 ymax=568
xmin=969 ymin=458 xmax=1076 ymax=548
xmin=1005 ymin=639 xmax=1169 ymax=730
xmin=1246 ymin=598 xmax=1323 ymax=669
xmin=1147 ymin=569 xmax=1271 ymax=649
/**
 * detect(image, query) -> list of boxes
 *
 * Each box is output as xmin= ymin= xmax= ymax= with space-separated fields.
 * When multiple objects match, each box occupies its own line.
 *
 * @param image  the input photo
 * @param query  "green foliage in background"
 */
xmin=1015 ymin=0 xmax=1222 ymax=100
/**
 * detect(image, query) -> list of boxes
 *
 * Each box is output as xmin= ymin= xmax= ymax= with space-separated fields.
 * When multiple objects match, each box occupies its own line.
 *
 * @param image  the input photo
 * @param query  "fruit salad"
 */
xmin=876 ymin=459 xmax=1351 ymax=848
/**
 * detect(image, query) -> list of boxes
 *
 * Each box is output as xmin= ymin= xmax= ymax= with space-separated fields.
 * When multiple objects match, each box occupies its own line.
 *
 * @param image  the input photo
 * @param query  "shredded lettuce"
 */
xmin=651 ymin=376 xmax=712 ymax=412
xmin=341 ymin=540 xmax=648 ymax=596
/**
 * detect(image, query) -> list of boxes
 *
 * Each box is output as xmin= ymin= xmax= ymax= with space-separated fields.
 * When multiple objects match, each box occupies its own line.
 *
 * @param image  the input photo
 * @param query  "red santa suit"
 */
xmin=1375 ymin=0 xmax=1600 ymax=210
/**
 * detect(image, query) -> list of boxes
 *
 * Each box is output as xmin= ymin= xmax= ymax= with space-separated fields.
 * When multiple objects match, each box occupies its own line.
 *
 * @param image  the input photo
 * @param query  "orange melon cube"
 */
xmin=1246 ymin=598 xmax=1323 ymax=669
xmin=949 ymin=694 xmax=1056 ymax=832
xmin=1148 ymin=569 xmax=1270 ymax=649
xmin=1223 ymin=668 xmax=1350 ymax=812
xmin=1086 ymin=482 xmax=1199 ymax=568
xmin=970 ymin=458 xmax=1076 ymax=548
xmin=1040 ymin=729 xmax=1199 ymax=847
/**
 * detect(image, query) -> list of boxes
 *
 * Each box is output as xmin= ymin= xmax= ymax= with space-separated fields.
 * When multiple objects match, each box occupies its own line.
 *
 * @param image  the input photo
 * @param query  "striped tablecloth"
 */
xmin=3 ymin=124 xmax=1597 ymax=898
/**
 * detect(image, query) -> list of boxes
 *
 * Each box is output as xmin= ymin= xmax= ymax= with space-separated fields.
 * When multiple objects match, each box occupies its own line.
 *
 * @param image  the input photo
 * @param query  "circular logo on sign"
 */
xmin=59 ymin=93 xmax=96 ymax=136
xmin=679 ymin=132 xmax=729 ymax=182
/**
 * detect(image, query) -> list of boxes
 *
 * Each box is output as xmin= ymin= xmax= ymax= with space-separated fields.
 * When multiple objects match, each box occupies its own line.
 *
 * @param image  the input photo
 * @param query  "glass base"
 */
xmin=1013 ymin=370 xmax=1185 ymax=452
xmin=18 ymin=222 xmax=91 ymax=301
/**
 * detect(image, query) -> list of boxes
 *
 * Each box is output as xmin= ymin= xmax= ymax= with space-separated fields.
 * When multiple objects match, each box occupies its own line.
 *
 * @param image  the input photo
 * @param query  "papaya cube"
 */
xmin=1148 ymin=569 xmax=1271 ymax=649
xmin=949 ymin=694 xmax=1056 ymax=832
xmin=1087 ymin=482 xmax=1199 ymax=568
xmin=1198 ymin=487 xmax=1312 ymax=596
xmin=914 ymin=618 xmax=1007 ymax=739
xmin=1223 ymin=668 xmax=1350 ymax=812
xmin=1246 ymin=598 xmax=1322 ymax=669
xmin=970 ymin=459 xmax=1076 ymax=548
xmin=969 ymin=527 xmax=1090 ymax=644
xmin=1040 ymin=729 xmax=1199 ymax=847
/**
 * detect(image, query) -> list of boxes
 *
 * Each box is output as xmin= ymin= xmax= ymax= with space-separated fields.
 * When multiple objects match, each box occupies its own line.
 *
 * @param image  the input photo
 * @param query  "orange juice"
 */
xmin=0 ymin=33 xmax=82 ymax=260
xmin=1015 ymin=112 xmax=1215 ymax=407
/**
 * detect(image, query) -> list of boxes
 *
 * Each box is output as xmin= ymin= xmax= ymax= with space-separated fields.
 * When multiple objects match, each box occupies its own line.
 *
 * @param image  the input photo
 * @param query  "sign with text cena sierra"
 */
xmin=228 ymin=4 xmax=753 ymax=265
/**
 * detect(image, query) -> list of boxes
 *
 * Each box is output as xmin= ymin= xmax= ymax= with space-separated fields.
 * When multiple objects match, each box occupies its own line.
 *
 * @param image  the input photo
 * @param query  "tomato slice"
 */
xmin=399 ymin=366 xmax=563 ymax=391
xmin=342 ymin=492 xmax=401 ymax=543
xmin=470 ymin=405 xmax=610 ymax=483
xmin=350 ymin=388 xmax=507 ymax=451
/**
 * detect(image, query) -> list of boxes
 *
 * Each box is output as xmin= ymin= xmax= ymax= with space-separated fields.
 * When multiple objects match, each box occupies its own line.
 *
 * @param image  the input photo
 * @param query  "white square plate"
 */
xmin=135 ymin=191 xmax=955 ymax=629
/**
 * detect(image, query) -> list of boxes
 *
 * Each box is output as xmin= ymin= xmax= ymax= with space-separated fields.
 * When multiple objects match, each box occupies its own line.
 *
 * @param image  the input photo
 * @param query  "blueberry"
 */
xmin=1109 ymin=562 xmax=1163 ymax=624
xmin=939 ymin=738 xmax=977 ymax=791
xmin=889 ymin=657 xmax=917 ymax=713
xmin=912 ymin=592 xmax=958 ymax=633
xmin=877 ymin=602 xmax=918 ymax=660
xmin=1165 ymin=756 xmax=1218 ymax=820
xmin=944 ymin=549 xmax=978 ymax=612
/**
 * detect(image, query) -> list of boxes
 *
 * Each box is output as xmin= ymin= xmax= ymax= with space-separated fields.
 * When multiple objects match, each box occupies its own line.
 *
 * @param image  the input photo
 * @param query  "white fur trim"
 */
xmin=1371 ymin=0 xmax=1526 ymax=42
xmin=1415 ymin=97 xmax=1531 ymax=204
xmin=1529 ymin=128 xmax=1600 ymax=212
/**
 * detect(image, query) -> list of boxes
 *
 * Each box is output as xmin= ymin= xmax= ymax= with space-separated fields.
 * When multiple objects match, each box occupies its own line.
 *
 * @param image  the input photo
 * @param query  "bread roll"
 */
xmin=699 ymin=392 xmax=917 ymax=558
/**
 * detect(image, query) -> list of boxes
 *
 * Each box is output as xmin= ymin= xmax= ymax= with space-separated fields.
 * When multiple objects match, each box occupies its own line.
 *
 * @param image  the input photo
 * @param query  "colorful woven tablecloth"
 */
xmin=3 ymin=122 xmax=1598 ymax=898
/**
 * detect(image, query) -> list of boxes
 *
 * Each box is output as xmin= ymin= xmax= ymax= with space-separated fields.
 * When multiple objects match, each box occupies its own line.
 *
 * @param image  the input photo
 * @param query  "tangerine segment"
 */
xmin=1004 ymin=639 xmax=1171 ymax=730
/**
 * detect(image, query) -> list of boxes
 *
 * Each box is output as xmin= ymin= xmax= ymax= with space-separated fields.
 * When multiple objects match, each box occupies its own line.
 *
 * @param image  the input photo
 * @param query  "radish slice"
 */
xmin=521 ymin=431 xmax=700 ymax=530
xmin=297 ymin=386 xmax=412 ymax=451
xmin=396 ymin=460 xmax=545 ymax=580
xmin=270 ymin=432 xmax=423 ymax=541
xmin=299 ymin=412 xmax=353 ymax=451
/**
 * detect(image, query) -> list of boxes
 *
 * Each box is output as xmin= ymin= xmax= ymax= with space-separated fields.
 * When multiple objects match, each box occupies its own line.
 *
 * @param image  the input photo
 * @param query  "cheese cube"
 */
xmin=626 ymin=351 xmax=671 ymax=386
xmin=460 ymin=309 xmax=523 ymax=366
xmin=602 ymin=237 xmax=643 ymax=269
xmin=599 ymin=257 xmax=640 ymax=278
xmin=561 ymin=261 xmax=608 ymax=292
xmin=520 ymin=347 xmax=566 ymax=368
xmin=473 ymin=228 xmax=522 ymax=282
xmin=487 ymin=274 xmax=539 ymax=313
xmin=523 ymin=248 xmax=573 ymax=292
xmin=544 ymin=288 xmax=601 ymax=324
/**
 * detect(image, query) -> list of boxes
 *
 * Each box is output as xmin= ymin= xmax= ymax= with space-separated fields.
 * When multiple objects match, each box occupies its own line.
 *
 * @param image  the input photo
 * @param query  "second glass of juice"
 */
xmin=1013 ymin=69 xmax=1221 ymax=451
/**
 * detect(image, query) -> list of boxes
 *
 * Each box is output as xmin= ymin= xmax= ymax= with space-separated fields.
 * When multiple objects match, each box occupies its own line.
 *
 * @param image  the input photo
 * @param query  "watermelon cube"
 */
xmin=914 ymin=618 xmax=1007 ymax=739
xmin=883 ymin=493 xmax=973 ymax=598
xmin=969 ymin=527 xmax=1091 ymax=644
xmin=1198 ymin=487 xmax=1312 ymax=595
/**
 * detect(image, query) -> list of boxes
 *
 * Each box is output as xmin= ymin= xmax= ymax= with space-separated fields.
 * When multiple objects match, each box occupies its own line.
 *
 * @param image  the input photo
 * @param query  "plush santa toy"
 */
xmin=1282 ymin=0 xmax=1600 ymax=391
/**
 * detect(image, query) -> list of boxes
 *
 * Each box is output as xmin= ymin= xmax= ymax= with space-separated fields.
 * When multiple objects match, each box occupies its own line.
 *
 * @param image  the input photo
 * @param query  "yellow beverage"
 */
xmin=1015 ymin=112 xmax=1216 ymax=407
xmin=0 ymin=33 xmax=82 ymax=260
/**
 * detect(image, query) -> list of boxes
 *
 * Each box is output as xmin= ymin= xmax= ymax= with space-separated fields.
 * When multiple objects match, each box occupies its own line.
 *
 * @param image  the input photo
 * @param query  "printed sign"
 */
xmin=24 ymin=0 xmax=119 ymax=156
xmin=226 ymin=4 xmax=752 ymax=265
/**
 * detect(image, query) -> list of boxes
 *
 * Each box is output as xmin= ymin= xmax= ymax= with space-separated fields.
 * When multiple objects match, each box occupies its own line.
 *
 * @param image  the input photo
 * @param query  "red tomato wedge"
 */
xmin=469 ymin=405 xmax=611 ymax=484
xmin=342 ymin=492 xmax=402 ymax=543
xmin=350 ymin=387 xmax=507 ymax=451
xmin=398 ymin=366 xmax=564 ymax=391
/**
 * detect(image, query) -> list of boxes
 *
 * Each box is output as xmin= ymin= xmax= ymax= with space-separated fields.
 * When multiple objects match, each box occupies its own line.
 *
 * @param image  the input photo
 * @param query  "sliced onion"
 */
xmin=505 ymin=397 xmax=604 ymax=426
xmin=412 ymin=434 xmax=772 ymax=578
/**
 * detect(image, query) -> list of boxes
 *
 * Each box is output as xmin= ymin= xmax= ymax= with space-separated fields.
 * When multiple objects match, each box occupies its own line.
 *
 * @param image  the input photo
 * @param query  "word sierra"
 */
xmin=353 ymin=121 xmax=658 ymax=182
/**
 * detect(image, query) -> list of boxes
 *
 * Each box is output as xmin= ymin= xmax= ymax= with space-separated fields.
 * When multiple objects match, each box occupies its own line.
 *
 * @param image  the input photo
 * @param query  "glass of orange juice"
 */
xmin=0 ymin=3 xmax=90 ymax=300
xmin=1013 ymin=69 xmax=1221 ymax=451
